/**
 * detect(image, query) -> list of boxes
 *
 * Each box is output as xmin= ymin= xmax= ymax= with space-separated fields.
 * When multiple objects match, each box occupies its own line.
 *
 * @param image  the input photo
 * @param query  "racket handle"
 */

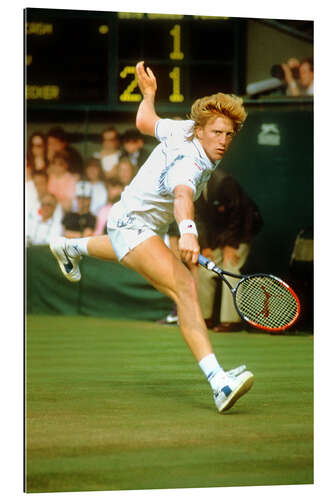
xmin=198 ymin=254 xmax=212 ymax=268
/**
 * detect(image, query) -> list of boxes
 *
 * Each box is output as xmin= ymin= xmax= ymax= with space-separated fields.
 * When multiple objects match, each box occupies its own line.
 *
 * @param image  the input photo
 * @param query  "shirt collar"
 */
xmin=192 ymin=137 xmax=219 ymax=169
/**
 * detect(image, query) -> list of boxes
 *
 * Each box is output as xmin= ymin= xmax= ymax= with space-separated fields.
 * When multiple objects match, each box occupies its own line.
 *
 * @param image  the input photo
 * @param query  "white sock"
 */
xmin=67 ymin=237 xmax=90 ymax=257
xmin=198 ymin=353 xmax=226 ymax=392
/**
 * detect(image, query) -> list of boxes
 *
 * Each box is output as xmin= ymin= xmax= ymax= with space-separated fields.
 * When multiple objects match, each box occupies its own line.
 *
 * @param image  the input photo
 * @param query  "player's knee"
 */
xmin=174 ymin=270 xmax=198 ymax=304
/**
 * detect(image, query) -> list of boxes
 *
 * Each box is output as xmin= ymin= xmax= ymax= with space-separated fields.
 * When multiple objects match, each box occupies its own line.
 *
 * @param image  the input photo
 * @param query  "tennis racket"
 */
xmin=198 ymin=254 xmax=300 ymax=332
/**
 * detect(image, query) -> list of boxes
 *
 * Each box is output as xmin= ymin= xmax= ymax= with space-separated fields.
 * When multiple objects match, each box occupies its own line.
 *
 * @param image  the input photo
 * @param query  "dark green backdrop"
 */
xmin=222 ymin=101 xmax=313 ymax=275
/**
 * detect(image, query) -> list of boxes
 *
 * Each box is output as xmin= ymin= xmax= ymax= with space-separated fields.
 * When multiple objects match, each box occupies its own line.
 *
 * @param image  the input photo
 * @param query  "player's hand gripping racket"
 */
xmin=198 ymin=254 xmax=300 ymax=332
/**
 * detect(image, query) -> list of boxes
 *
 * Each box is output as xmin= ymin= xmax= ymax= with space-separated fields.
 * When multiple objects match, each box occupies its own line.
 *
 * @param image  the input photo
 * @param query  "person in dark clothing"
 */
xmin=196 ymin=167 xmax=263 ymax=332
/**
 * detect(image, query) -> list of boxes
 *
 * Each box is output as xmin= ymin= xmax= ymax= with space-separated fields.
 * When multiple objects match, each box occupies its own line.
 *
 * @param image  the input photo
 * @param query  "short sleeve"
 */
xmin=155 ymin=119 xmax=194 ymax=145
xmin=155 ymin=119 xmax=173 ymax=142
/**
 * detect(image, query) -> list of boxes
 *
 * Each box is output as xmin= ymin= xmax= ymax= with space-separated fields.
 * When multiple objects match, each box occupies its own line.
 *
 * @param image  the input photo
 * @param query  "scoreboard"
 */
xmin=25 ymin=8 xmax=246 ymax=112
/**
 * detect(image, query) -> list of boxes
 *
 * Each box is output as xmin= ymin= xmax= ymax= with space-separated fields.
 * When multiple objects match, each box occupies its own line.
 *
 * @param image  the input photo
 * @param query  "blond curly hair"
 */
xmin=189 ymin=92 xmax=247 ymax=135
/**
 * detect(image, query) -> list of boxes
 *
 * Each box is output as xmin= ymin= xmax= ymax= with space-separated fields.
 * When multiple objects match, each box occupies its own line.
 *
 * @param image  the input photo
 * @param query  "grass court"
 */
xmin=25 ymin=315 xmax=313 ymax=493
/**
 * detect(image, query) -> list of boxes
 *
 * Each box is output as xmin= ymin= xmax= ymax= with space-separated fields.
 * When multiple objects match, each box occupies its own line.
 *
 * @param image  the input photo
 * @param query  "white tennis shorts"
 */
xmin=107 ymin=202 xmax=167 ymax=261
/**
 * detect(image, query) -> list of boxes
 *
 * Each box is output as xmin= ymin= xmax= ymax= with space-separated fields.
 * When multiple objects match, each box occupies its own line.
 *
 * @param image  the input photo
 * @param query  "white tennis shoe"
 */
xmin=214 ymin=369 xmax=254 ymax=413
xmin=49 ymin=237 xmax=82 ymax=282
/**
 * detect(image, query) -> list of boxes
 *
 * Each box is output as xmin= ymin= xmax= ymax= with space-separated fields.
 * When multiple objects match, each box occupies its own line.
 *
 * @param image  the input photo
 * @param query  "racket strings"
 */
xmin=235 ymin=276 xmax=299 ymax=329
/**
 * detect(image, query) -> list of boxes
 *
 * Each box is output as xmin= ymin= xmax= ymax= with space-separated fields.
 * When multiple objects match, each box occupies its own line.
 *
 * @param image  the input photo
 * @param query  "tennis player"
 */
xmin=50 ymin=61 xmax=254 ymax=413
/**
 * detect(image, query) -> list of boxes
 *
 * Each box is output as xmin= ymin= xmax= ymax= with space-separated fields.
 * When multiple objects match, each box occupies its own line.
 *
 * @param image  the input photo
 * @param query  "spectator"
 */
xmin=26 ymin=193 xmax=62 ymax=246
xmin=47 ymin=151 xmax=77 ymax=213
xmin=195 ymin=168 xmax=263 ymax=332
xmin=94 ymin=127 xmax=122 ymax=178
xmin=32 ymin=170 xmax=49 ymax=199
xmin=46 ymin=126 xmax=84 ymax=177
xmin=83 ymin=158 xmax=108 ymax=216
xmin=115 ymin=155 xmax=136 ymax=186
xmin=27 ymin=170 xmax=63 ymax=222
xmin=62 ymin=181 xmax=96 ymax=238
xmin=26 ymin=170 xmax=48 ymax=216
xmin=27 ymin=131 xmax=47 ymax=173
xmin=282 ymin=57 xmax=313 ymax=96
xmin=94 ymin=178 xmax=124 ymax=235
xmin=121 ymin=128 xmax=149 ymax=170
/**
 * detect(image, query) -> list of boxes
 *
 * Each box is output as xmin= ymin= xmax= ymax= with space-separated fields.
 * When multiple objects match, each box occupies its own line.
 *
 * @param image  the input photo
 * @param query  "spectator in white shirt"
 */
xmin=27 ymin=171 xmax=63 ymax=223
xmin=93 ymin=127 xmax=122 ymax=178
xmin=27 ymin=193 xmax=62 ymax=246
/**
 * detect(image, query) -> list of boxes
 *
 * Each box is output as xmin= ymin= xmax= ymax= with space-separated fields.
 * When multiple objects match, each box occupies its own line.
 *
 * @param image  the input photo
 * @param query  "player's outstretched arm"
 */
xmin=136 ymin=61 xmax=160 ymax=136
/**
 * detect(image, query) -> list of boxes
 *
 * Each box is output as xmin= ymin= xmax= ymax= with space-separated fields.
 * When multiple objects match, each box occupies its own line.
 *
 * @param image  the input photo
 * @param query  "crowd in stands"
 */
xmin=26 ymin=126 xmax=147 ymax=246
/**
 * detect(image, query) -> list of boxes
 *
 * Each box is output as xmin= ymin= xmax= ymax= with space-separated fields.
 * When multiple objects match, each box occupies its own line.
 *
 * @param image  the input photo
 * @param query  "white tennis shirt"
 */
xmin=108 ymin=118 xmax=219 ymax=234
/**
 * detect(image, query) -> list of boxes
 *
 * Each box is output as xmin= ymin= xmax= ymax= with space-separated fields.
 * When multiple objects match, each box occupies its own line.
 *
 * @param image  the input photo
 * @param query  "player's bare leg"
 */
xmin=122 ymin=236 xmax=253 ymax=411
xmin=87 ymin=235 xmax=118 ymax=261
xmin=122 ymin=235 xmax=213 ymax=361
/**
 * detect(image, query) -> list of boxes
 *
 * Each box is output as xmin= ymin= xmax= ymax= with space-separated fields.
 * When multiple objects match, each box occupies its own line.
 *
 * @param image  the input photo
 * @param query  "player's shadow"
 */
xmin=132 ymin=378 xmax=256 ymax=416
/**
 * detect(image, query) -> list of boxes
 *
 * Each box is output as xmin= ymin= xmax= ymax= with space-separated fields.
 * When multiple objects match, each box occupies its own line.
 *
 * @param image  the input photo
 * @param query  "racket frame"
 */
xmin=198 ymin=254 xmax=301 ymax=332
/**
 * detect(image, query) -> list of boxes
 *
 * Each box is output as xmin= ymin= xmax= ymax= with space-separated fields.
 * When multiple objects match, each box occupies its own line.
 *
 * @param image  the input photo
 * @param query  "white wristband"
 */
xmin=178 ymin=219 xmax=198 ymax=237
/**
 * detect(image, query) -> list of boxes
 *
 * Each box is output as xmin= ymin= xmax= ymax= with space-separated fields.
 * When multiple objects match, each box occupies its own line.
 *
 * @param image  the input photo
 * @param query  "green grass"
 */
xmin=25 ymin=315 xmax=313 ymax=493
